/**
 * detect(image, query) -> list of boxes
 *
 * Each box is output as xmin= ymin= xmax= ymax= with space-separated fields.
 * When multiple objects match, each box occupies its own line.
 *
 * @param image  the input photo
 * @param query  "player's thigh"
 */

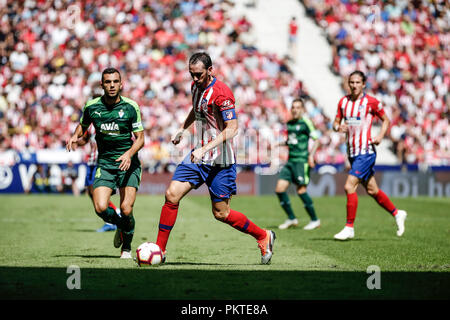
xmin=93 ymin=186 xmax=114 ymax=212
xmin=165 ymin=180 xmax=193 ymax=204
xmin=211 ymin=198 xmax=230 ymax=221
xmin=275 ymin=179 xmax=290 ymax=193
xmin=292 ymin=162 xmax=310 ymax=186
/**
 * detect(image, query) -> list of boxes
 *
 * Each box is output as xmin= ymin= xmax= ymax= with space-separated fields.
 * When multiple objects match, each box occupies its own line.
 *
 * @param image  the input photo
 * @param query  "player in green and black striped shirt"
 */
xmin=275 ymin=98 xmax=320 ymax=230
xmin=66 ymin=68 xmax=145 ymax=258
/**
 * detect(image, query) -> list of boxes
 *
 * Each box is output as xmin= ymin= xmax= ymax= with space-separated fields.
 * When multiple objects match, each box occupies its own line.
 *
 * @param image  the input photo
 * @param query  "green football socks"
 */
xmin=276 ymin=192 xmax=296 ymax=220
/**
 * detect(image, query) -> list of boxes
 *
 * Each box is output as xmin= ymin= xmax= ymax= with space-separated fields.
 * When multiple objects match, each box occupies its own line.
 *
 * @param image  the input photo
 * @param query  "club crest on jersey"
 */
xmin=118 ymin=109 xmax=124 ymax=118
xmin=201 ymin=98 xmax=208 ymax=112
xmin=225 ymin=110 xmax=234 ymax=120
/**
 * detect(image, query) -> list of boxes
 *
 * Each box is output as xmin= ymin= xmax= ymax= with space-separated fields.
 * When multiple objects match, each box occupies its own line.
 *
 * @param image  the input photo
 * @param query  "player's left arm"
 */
xmin=116 ymin=130 xmax=145 ymax=171
xmin=372 ymin=113 xmax=390 ymax=145
xmin=371 ymin=100 xmax=389 ymax=145
xmin=116 ymin=102 xmax=145 ymax=171
xmin=305 ymin=118 xmax=319 ymax=168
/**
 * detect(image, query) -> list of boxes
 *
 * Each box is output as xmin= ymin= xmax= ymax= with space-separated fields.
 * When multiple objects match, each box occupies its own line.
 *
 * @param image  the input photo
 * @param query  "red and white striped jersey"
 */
xmin=84 ymin=124 xmax=98 ymax=166
xmin=191 ymin=77 xmax=236 ymax=165
xmin=336 ymin=93 xmax=385 ymax=158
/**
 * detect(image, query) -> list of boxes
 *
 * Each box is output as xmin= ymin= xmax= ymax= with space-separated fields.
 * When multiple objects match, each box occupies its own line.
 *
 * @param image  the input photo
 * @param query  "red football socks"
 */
xmin=156 ymin=200 xmax=179 ymax=252
xmin=224 ymin=209 xmax=266 ymax=241
xmin=345 ymin=192 xmax=358 ymax=227
xmin=373 ymin=190 xmax=398 ymax=216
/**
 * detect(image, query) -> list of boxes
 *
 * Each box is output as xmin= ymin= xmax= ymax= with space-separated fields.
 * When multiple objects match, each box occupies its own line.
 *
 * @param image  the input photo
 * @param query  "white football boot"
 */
xmin=334 ymin=226 xmax=355 ymax=240
xmin=303 ymin=219 xmax=321 ymax=230
xmin=120 ymin=251 xmax=132 ymax=259
xmin=395 ymin=210 xmax=407 ymax=236
xmin=278 ymin=218 xmax=298 ymax=230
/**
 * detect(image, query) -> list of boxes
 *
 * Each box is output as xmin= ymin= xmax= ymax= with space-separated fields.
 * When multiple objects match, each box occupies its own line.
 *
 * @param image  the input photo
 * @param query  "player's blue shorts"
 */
xmin=85 ymin=164 xmax=97 ymax=187
xmin=172 ymin=153 xmax=237 ymax=202
xmin=349 ymin=153 xmax=376 ymax=182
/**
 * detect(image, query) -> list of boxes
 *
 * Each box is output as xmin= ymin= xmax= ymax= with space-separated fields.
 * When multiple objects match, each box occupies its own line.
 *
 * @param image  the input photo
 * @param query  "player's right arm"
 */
xmin=172 ymin=108 xmax=195 ymax=145
xmin=333 ymin=97 xmax=348 ymax=133
xmin=66 ymin=124 xmax=88 ymax=151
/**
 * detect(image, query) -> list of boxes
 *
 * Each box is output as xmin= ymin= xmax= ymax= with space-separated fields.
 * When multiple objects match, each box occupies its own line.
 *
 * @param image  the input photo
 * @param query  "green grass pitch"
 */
xmin=0 ymin=194 xmax=448 ymax=300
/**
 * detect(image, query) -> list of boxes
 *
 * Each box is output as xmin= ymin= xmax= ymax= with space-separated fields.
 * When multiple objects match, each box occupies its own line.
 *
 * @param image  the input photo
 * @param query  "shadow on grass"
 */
xmin=0 ymin=266 xmax=448 ymax=300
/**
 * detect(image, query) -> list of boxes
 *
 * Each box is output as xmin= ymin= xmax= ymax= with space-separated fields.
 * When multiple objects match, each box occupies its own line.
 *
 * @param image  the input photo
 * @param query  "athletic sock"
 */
xmin=298 ymin=192 xmax=318 ymax=221
xmin=224 ymin=209 xmax=266 ymax=241
xmin=96 ymin=206 xmax=121 ymax=225
xmin=373 ymin=190 xmax=398 ymax=216
xmin=276 ymin=192 xmax=296 ymax=220
xmin=156 ymin=200 xmax=179 ymax=252
xmin=346 ymin=192 xmax=358 ymax=227
xmin=119 ymin=214 xmax=135 ymax=252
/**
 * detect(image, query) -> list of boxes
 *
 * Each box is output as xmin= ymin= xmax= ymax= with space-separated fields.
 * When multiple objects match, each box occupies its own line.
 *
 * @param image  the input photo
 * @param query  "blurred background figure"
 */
xmin=62 ymin=161 xmax=79 ymax=196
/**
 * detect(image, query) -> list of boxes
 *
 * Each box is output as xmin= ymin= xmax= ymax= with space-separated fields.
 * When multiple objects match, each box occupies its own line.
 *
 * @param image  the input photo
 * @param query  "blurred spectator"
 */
xmin=0 ymin=0 xmax=346 ymax=171
xmin=288 ymin=16 xmax=299 ymax=60
xmin=62 ymin=161 xmax=79 ymax=196
xmin=30 ymin=164 xmax=49 ymax=194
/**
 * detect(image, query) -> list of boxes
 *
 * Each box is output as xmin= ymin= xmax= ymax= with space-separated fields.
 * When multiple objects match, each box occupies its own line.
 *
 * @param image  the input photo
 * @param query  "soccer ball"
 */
xmin=136 ymin=242 xmax=163 ymax=266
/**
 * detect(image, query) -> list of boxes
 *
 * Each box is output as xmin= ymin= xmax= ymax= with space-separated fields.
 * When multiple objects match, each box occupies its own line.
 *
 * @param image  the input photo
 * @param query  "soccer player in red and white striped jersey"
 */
xmin=332 ymin=71 xmax=407 ymax=240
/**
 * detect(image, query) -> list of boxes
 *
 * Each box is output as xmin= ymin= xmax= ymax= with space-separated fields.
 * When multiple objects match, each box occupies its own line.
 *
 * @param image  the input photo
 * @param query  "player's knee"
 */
xmin=94 ymin=202 xmax=109 ymax=214
xmin=212 ymin=207 xmax=229 ymax=222
xmin=344 ymin=183 xmax=356 ymax=194
xmin=165 ymin=188 xmax=180 ymax=204
xmin=120 ymin=203 xmax=133 ymax=216
xmin=366 ymin=186 xmax=378 ymax=197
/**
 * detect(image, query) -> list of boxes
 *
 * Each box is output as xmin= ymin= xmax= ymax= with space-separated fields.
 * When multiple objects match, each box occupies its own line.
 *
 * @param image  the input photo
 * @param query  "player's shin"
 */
xmin=298 ymin=193 xmax=318 ymax=221
xmin=119 ymin=213 xmax=135 ymax=251
xmin=156 ymin=200 xmax=179 ymax=252
xmin=276 ymin=192 xmax=296 ymax=220
xmin=224 ymin=209 xmax=266 ymax=241
xmin=95 ymin=206 xmax=121 ymax=225
xmin=373 ymin=190 xmax=398 ymax=216
xmin=346 ymin=193 xmax=358 ymax=227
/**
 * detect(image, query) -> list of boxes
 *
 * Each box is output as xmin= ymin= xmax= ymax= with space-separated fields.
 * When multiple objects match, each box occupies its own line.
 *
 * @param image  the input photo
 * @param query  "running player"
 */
xmin=66 ymin=68 xmax=145 ymax=258
xmin=275 ymin=98 xmax=320 ymax=230
xmin=154 ymin=52 xmax=276 ymax=264
xmin=77 ymin=125 xmax=119 ymax=232
xmin=332 ymin=70 xmax=407 ymax=240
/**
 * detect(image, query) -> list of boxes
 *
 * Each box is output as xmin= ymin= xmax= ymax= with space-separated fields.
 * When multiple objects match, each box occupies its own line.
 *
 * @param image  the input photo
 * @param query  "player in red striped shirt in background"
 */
xmin=332 ymin=70 xmax=407 ymax=240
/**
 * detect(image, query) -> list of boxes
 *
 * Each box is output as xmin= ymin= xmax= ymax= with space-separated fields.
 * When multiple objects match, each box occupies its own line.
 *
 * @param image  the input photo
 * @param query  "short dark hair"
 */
xmin=102 ymin=67 xmax=121 ymax=82
xmin=292 ymin=98 xmax=304 ymax=106
xmin=189 ymin=52 xmax=212 ymax=69
xmin=349 ymin=70 xmax=366 ymax=83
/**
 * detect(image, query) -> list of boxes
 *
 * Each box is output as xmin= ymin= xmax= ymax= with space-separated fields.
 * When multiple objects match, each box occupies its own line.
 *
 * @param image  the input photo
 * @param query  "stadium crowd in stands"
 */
xmin=1 ymin=0 xmax=447 ymax=173
xmin=0 ymin=0 xmax=345 ymax=172
xmin=302 ymin=0 xmax=449 ymax=165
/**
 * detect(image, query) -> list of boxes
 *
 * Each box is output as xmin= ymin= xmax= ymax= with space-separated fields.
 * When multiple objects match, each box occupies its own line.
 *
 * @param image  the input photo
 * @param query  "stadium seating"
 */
xmin=301 ymin=0 xmax=449 ymax=165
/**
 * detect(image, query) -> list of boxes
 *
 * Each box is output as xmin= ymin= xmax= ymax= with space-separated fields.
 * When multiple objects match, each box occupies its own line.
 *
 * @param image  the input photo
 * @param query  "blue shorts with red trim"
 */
xmin=172 ymin=155 xmax=237 ymax=202
xmin=85 ymin=164 xmax=97 ymax=187
xmin=349 ymin=153 xmax=376 ymax=182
